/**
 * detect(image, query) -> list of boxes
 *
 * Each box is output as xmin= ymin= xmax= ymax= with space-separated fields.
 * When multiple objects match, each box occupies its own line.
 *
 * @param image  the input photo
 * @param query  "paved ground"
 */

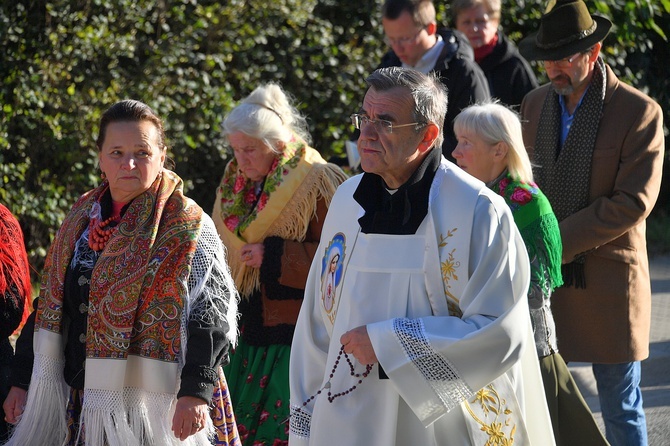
xmin=568 ymin=253 xmax=670 ymax=446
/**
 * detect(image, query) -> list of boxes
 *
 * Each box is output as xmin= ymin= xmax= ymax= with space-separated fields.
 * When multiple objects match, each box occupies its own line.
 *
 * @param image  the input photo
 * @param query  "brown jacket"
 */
xmin=520 ymin=64 xmax=665 ymax=363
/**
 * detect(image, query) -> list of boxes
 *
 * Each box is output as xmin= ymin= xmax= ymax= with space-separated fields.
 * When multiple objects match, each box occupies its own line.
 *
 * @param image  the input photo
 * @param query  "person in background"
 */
xmin=451 ymin=0 xmax=538 ymax=109
xmin=2 ymin=99 xmax=240 ymax=446
xmin=519 ymin=1 xmax=665 ymax=444
xmin=453 ymin=101 xmax=608 ymax=445
xmin=212 ymin=83 xmax=346 ymax=446
xmin=289 ymin=67 xmax=554 ymax=445
xmin=0 ymin=204 xmax=32 ymax=442
xmin=377 ymin=0 xmax=490 ymax=159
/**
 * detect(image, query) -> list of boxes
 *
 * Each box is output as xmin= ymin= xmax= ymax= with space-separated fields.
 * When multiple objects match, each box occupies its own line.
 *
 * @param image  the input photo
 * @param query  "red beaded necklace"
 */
xmin=296 ymin=345 xmax=373 ymax=412
xmin=88 ymin=215 xmax=120 ymax=251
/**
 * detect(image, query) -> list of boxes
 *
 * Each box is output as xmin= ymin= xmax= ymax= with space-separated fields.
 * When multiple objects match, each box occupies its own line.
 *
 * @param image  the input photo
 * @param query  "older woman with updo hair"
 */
xmin=3 ymin=99 xmax=240 ymax=446
xmin=212 ymin=83 xmax=346 ymax=446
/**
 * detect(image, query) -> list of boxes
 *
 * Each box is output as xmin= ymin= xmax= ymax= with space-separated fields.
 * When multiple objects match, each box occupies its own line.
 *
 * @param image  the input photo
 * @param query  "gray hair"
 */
xmin=365 ymin=67 xmax=448 ymax=150
xmin=223 ymin=83 xmax=311 ymax=153
xmin=453 ymin=101 xmax=534 ymax=183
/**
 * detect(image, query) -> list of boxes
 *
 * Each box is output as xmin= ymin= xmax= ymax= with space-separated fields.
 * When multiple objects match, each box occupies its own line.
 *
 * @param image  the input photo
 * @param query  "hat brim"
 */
xmin=519 ymin=15 xmax=612 ymax=61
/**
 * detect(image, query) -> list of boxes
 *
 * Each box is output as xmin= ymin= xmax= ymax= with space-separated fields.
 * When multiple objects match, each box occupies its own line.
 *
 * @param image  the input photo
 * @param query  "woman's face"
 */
xmin=452 ymin=127 xmax=502 ymax=183
xmin=329 ymin=254 xmax=339 ymax=272
xmin=455 ymin=5 xmax=499 ymax=49
xmin=229 ymin=132 xmax=278 ymax=182
xmin=98 ymin=120 xmax=165 ymax=203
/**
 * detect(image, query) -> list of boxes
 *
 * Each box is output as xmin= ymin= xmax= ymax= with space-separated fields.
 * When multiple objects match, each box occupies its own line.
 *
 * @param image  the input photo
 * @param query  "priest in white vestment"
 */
xmin=289 ymin=67 xmax=555 ymax=445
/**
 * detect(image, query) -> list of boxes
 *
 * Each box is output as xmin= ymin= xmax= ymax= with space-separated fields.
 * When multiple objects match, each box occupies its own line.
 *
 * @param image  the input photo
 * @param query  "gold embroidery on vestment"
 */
xmin=439 ymin=229 xmax=462 ymax=317
xmin=464 ymin=384 xmax=518 ymax=445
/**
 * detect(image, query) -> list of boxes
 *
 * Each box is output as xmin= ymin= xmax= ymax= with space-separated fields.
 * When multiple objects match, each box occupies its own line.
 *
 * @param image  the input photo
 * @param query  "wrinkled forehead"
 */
xmin=101 ymin=120 xmax=163 ymax=148
xmin=362 ymin=86 xmax=415 ymax=120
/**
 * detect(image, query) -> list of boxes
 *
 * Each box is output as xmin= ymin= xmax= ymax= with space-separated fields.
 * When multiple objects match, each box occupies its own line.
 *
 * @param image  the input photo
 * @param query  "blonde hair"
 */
xmin=223 ymin=83 xmax=311 ymax=153
xmin=453 ymin=101 xmax=534 ymax=183
xmin=451 ymin=0 xmax=501 ymax=21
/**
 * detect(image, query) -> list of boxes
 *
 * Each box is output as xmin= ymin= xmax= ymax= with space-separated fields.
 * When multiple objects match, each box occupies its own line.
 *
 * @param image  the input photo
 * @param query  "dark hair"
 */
xmin=96 ymin=100 xmax=167 ymax=152
xmin=382 ymin=0 xmax=436 ymax=27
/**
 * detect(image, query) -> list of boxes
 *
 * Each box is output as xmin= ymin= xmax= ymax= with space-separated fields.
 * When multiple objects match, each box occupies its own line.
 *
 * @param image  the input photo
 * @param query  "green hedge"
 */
xmin=1 ymin=0 xmax=667 ymax=276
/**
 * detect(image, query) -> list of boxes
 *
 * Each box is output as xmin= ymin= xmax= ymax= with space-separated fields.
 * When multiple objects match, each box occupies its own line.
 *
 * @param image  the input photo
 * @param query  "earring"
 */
xmin=101 ymin=171 xmax=107 ymax=180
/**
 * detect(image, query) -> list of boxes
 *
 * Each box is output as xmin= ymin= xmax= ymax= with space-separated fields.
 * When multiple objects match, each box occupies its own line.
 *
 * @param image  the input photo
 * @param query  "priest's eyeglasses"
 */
xmin=350 ymin=114 xmax=425 ymax=134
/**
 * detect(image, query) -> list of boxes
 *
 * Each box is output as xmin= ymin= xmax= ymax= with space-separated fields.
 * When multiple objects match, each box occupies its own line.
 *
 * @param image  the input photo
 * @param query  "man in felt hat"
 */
xmin=519 ymin=1 xmax=665 ymax=445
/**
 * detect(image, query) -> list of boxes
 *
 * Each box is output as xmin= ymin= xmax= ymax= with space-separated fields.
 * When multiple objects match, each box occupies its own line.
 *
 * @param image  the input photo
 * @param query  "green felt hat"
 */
xmin=519 ymin=0 xmax=612 ymax=61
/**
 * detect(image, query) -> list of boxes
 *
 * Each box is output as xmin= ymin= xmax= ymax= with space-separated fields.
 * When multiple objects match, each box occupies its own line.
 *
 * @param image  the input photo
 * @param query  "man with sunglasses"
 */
xmin=289 ymin=67 xmax=554 ymax=445
xmin=377 ymin=0 xmax=490 ymax=159
xmin=519 ymin=1 xmax=665 ymax=445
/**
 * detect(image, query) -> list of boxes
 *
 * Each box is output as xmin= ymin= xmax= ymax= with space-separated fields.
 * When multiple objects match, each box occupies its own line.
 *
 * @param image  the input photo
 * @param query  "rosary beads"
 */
xmin=297 ymin=345 xmax=373 ymax=410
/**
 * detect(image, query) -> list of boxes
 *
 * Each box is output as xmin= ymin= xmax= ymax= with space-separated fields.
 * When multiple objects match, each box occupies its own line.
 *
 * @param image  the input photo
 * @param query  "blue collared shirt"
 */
xmin=558 ymin=86 xmax=590 ymax=146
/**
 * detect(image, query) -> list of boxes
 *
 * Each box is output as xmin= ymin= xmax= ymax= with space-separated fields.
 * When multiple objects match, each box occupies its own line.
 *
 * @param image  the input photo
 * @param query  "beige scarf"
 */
xmin=212 ymin=141 xmax=346 ymax=297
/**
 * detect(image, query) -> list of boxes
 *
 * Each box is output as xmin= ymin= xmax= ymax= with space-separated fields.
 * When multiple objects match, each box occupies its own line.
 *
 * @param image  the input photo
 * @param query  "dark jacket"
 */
xmin=378 ymin=28 xmax=490 ymax=159
xmin=478 ymin=31 xmax=538 ymax=110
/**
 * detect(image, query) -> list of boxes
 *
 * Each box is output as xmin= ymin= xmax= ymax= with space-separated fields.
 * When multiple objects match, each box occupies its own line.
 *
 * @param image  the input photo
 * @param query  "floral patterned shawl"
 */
xmin=13 ymin=170 xmax=212 ymax=446
xmin=212 ymin=139 xmax=346 ymax=297
xmin=37 ymin=170 xmax=201 ymax=361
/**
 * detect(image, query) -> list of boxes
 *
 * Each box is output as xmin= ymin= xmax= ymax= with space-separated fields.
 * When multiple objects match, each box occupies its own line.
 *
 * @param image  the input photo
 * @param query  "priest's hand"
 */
xmin=341 ymin=325 xmax=378 ymax=364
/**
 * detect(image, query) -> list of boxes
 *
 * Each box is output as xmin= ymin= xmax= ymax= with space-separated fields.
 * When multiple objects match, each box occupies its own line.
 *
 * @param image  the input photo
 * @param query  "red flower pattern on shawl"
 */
xmin=498 ymin=177 xmax=510 ymax=194
xmin=225 ymin=215 xmax=240 ymax=232
xmin=215 ymin=141 xmax=304 ymax=235
xmin=511 ymin=187 xmax=533 ymax=205
xmin=233 ymin=175 xmax=246 ymax=194
xmin=244 ymin=188 xmax=257 ymax=205
xmin=257 ymin=193 xmax=269 ymax=212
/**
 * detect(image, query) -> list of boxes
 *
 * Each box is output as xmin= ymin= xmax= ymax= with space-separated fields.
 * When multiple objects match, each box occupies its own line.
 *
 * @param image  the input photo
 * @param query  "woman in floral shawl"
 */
xmin=212 ymin=83 xmax=346 ymax=446
xmin=452 ymin=101 xmax=608 ymax=445
xmin=3 ymin=100 xmax=240 ymax=446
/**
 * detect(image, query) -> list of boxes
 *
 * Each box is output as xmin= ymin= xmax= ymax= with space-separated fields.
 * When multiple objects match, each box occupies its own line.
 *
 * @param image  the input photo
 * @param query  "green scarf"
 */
xmin=490 ymin=172 xmax=563 ymax=296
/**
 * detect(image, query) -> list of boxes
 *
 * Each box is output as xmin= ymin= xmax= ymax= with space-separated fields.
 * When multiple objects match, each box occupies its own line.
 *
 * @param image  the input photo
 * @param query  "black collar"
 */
xmin=354 ymin=148 xmax=441 ymax=234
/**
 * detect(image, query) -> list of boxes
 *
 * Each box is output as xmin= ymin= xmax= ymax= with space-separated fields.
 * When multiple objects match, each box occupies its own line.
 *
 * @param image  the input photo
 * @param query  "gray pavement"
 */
xmin=568 ymin=253 xmax=670 ymax=446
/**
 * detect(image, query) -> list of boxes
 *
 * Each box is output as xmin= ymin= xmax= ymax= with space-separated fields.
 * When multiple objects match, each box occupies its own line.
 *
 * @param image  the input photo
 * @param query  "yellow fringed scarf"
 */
xmin=212 ymin=141 xmax=346 ymax=297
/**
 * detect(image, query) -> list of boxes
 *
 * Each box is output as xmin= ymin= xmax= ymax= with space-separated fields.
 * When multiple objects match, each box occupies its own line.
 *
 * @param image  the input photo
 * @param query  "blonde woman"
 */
xmin=453 ymin=101 xmax=608 ymax=445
